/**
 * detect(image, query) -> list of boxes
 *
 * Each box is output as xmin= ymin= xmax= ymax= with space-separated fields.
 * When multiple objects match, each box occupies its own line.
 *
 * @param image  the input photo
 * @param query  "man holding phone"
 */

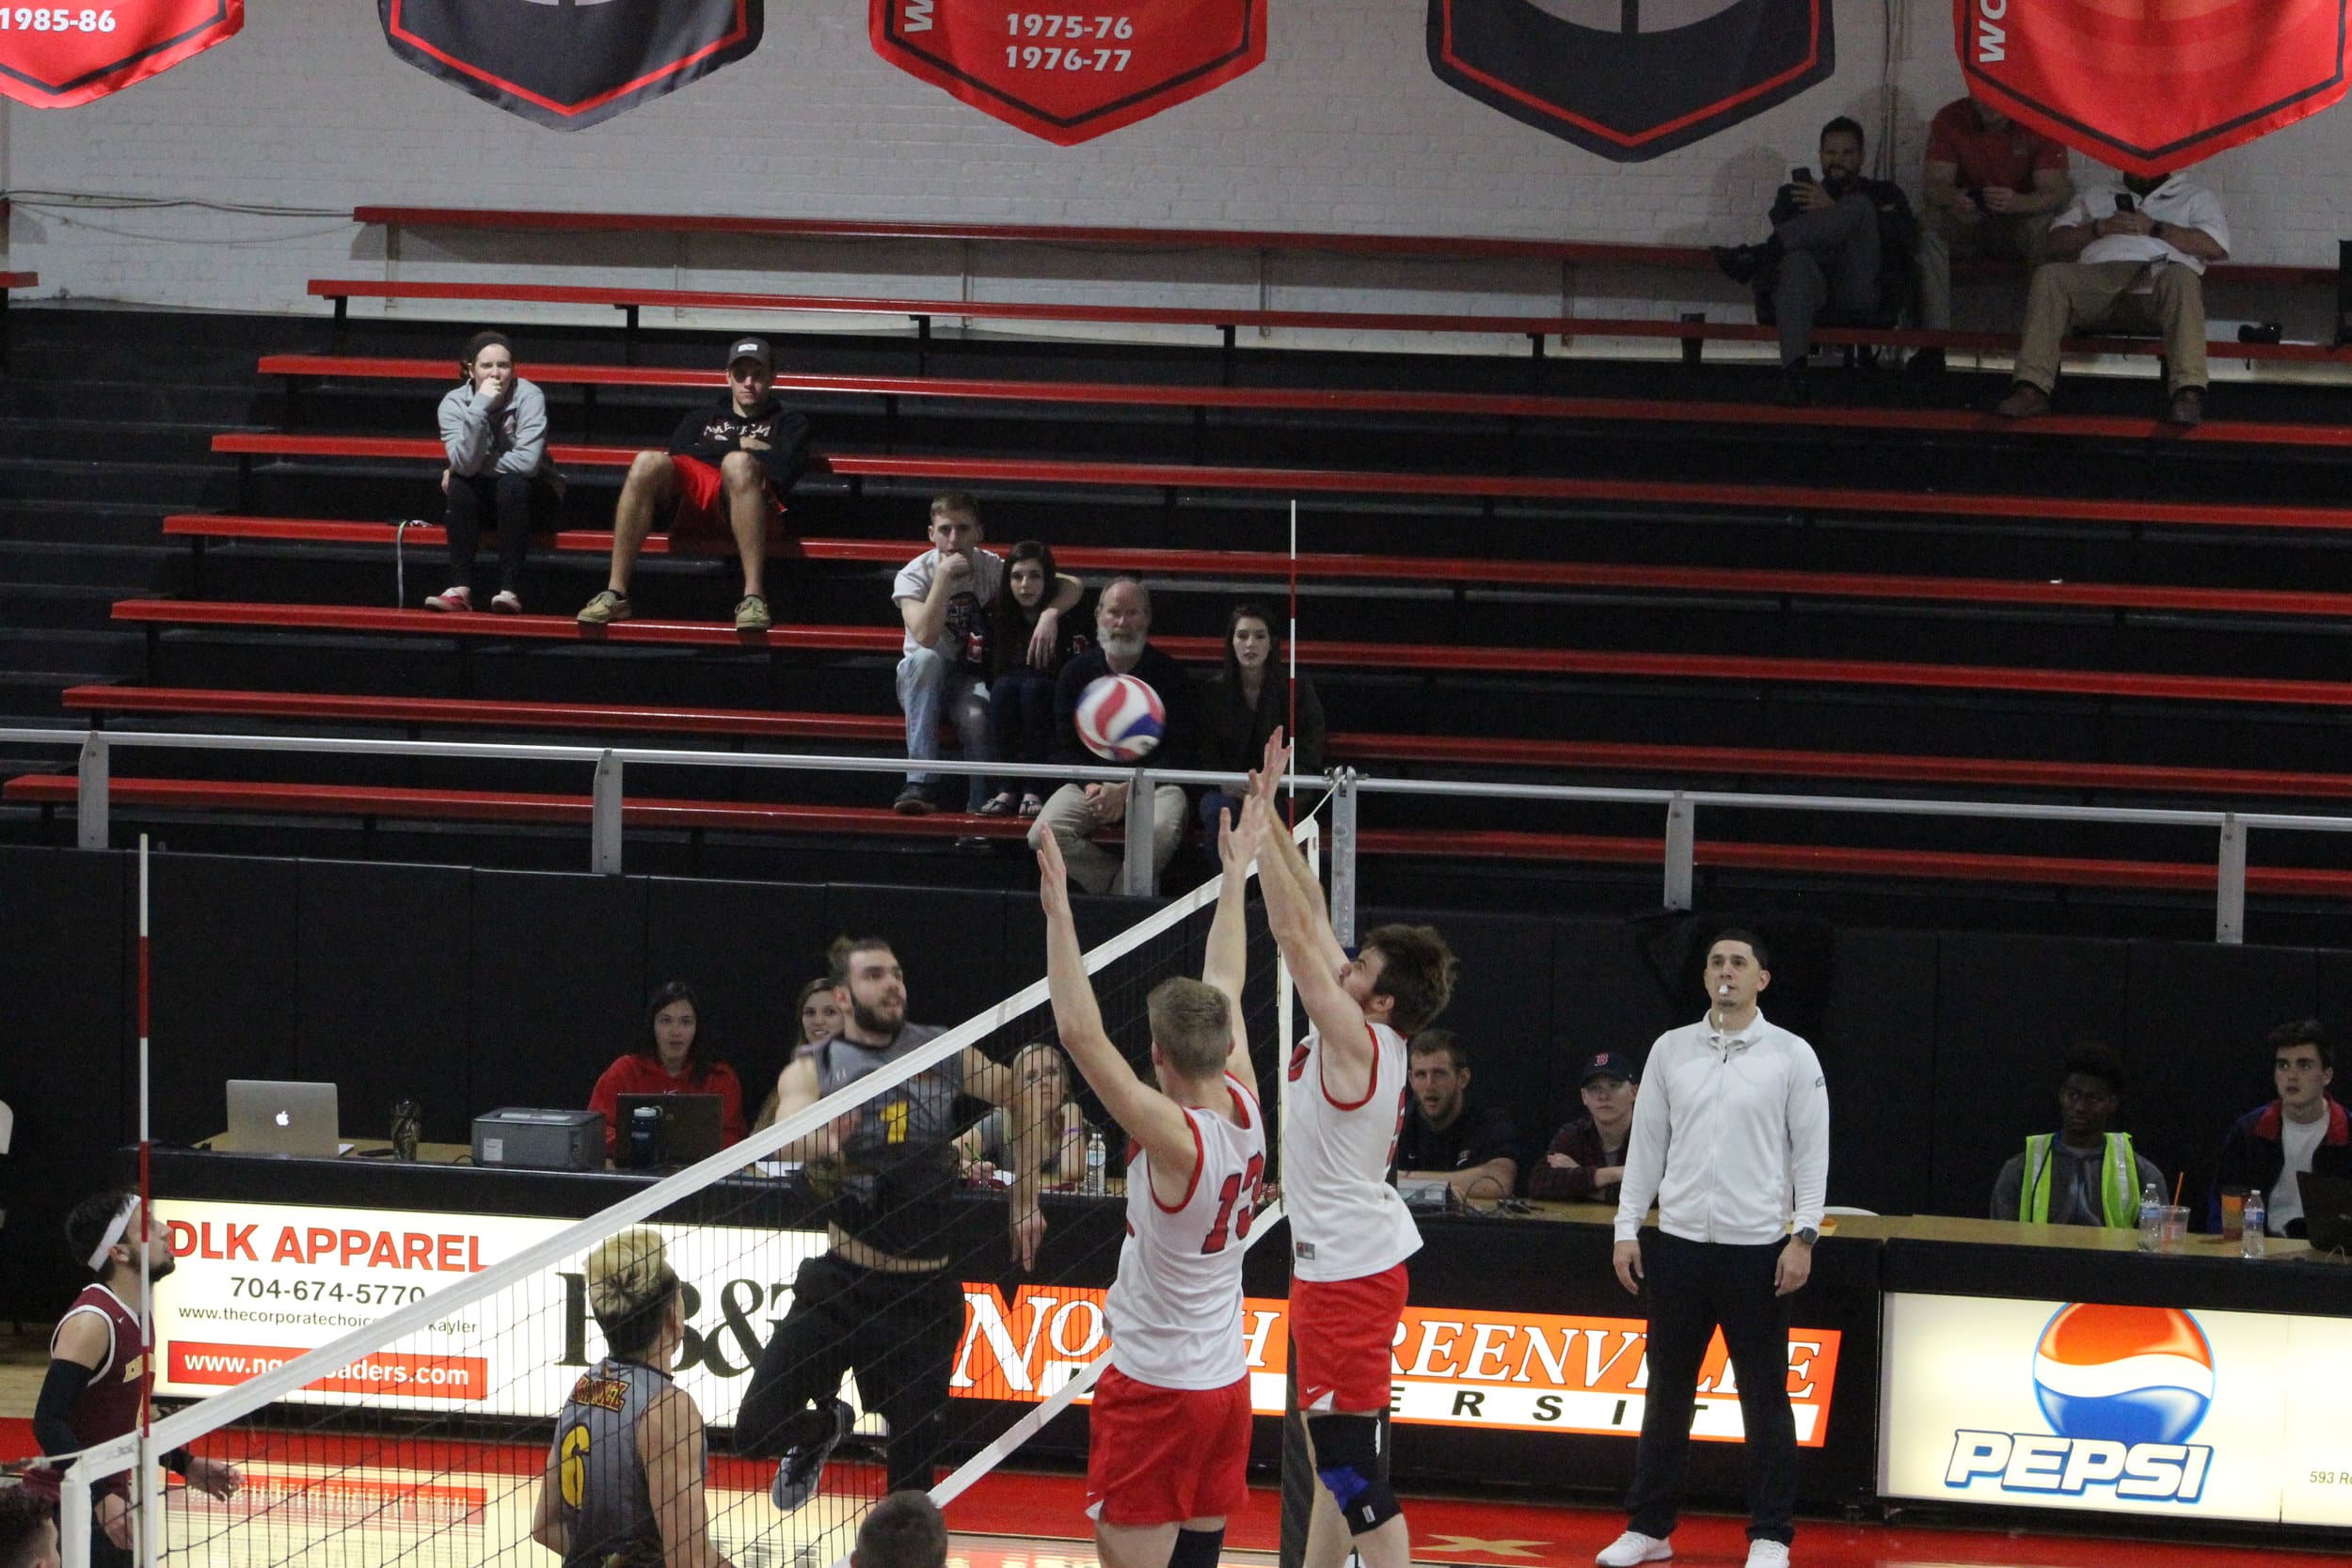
xmin=1914 ymin=94 xmax=2074 ymax=369
xmin=1712 ymin=117 xmax=1916 ymax=406
xmin=1995 ymin=166 xmax=2230 ymax=425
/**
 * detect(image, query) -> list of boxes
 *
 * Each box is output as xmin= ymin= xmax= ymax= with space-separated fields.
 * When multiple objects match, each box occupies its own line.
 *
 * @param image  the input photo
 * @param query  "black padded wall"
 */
xmin=469 ymin=868 xmax=650 ymax=1117
xmin=139 ymin=854 xmax=301 ymax=1146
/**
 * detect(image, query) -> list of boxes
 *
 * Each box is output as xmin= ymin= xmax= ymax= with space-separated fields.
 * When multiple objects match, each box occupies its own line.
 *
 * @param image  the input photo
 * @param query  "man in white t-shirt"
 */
xmin=2210 ymin=1019 xmax=2348 ymax=1238
xmin=892 ymin=493 xmax=1076 ymax=815
xmin=1995 ymin=166 xmax=2230 ymax=426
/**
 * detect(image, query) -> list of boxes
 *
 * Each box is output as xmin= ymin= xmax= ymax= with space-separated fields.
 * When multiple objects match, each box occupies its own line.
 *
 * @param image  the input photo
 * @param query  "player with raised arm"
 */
xmin=737 ymin=939 xmax=1052 ymax=1509
xmin=1240 ymin=741 xmax=1457 ymax=1568
xmin=27 ymin=1192 xmax=241 ymax=1568
xmin=534 ymin=1228 xmax=732 ymax=1568
xmin=1037 ymin=813 xmax=1265 ymax=1568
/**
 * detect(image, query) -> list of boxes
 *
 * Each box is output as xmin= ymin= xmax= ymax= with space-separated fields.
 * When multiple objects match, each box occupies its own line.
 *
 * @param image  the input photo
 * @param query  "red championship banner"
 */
xmin=1959 ymin=0 xmax=2352 ymax=175
xmin=0 ymin=1 xmax=240 ymax=109
xmin=381 ymin=0 xmax=762 ymax=132
xmin=1427 ymin=0 xmax=1834 ymax=163
xmin=870 ymin=0 xmax=1267 ymax=146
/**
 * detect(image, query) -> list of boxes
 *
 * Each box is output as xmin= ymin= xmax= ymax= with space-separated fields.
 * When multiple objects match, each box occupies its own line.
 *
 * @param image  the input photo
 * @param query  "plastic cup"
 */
xmin=2159 ymin=1205 xmax=2190 ymax=1252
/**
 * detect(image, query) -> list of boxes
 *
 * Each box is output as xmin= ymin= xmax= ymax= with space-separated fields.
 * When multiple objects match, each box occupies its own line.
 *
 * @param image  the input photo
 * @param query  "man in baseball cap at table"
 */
xmin=1526 ymin=1050 xmax=1639 ymax=1204
xmin=579 ymin=336 xmax=811 ymax=631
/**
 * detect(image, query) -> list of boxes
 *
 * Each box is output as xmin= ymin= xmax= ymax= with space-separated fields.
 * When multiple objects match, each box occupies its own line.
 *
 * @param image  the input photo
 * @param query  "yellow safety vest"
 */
xmin=2020 ymin=1132 xmax=2140 ymax=1227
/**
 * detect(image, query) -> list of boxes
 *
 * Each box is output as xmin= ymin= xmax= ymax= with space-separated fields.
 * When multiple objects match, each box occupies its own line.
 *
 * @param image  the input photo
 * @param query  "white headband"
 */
xmin=87 ymin=1196 xmax=139 ymax=1273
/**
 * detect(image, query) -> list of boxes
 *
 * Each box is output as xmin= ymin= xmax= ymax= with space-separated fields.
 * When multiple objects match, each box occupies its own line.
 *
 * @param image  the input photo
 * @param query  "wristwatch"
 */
xmin=1793 ymin=1227 xmax=1820 ymax=1246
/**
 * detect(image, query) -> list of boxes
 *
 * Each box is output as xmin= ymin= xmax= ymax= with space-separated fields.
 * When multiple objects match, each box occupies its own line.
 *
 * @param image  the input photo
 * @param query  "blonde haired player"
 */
xmin=534 ymin=1229 xmax=732 ymax=1568
xmin=1242 ymin=736 xmax=1456 ymax=1568
xmin=1036 ymin=810 xmax=1267 ymax=1568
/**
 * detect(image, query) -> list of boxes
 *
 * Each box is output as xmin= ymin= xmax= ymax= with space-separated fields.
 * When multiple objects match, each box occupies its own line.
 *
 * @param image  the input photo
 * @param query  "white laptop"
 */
xmin=226 ymin=1080 xmax=342 ymax=1157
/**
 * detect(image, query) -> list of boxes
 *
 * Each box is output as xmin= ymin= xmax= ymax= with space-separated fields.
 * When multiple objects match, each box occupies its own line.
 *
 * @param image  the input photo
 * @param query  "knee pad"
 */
xmin=1170 ymin=1527 xmax=1225 ymax=1568
xmin=1311 ymin=1414 xmax=1400 ymax=1535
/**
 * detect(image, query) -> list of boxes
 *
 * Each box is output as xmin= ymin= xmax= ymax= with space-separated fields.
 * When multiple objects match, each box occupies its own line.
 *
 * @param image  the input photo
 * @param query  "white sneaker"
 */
xmin=489 ymin=590 xmax=522 ymax=614
xmin=1597 ymin=1532 xmax=1672 ymax=1567
xmin=423 ymin=585 xmax=471 ymax=612
xmin=1744 ymin=1543 xmax=1790 ymax=1568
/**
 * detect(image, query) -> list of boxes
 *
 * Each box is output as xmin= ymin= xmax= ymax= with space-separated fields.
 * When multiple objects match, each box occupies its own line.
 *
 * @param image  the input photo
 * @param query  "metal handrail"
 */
xmin=3 ymin=725 xmax=2343 ymax=939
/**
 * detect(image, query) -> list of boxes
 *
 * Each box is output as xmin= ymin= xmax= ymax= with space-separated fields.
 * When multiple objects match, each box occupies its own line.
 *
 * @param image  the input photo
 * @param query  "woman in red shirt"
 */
xmin=589 ymin=982 xmax=748 ymax=1156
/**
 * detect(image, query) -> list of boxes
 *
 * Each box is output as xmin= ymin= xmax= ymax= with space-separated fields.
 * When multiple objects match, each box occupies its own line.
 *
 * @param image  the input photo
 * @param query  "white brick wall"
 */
xmin=4 ymin=1 xmax=2345 ymax=335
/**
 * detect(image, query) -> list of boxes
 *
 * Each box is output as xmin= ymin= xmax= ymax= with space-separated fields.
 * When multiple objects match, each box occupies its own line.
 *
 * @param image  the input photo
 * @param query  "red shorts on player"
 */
xmin=1085 ymin=1366 xmax=1252 ymax=1527
xmin=1291 ymin=1262 xmax=1407 ymax=1413
xmin=666 ymin=453 xmax=781 ymax=542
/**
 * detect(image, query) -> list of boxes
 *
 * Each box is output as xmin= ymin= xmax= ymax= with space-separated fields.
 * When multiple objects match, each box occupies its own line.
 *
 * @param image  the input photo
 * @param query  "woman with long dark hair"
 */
xmin=982 ymin=539 xmax=1087 ymax=818
xmin=1198 ymin=602 xmax=1325 ymax=834
xmin=588 ymin=982 xmax=748 ymax=1156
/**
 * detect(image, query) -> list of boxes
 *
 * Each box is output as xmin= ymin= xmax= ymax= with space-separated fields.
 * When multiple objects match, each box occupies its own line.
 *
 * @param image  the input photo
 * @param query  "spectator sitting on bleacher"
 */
xmin=578 ymin=336 xmax=810 ymax=632
xmin=427 ymin=330 xmax=564 ymax=614
xmin=2209 ymin=1018 xmax=2349 ymax=1238
xmin=1027 ymin=577 xmax=1196 ymax=895
xmin=1990 ymin=1042 xmax=2164 ymax=1227
xmin=1994 ymin=167 xmax=2230 ymax=426
xmin=894 ymin=497 xmax=1081 ymax=816
xmin=589 ymin=981 xmax=748 ymax=1158
xmin=982 ymin=539 xmax=1089 ymax=819
xmin=1197 ymin=602 xmax=1324 ymax=840
xmin=1712 ymin=115 xmax=1916 ymax=407
xmin=1527 ymin=1050 xmax=1639 ymax=1205
xmin=1912 ymin=95 xmax=2074 ymax=371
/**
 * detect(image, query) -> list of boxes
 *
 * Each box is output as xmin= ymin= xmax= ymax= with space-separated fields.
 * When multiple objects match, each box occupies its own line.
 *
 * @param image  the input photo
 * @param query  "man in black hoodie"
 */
xmin=578 ymin=336 xmax=810 ymax=631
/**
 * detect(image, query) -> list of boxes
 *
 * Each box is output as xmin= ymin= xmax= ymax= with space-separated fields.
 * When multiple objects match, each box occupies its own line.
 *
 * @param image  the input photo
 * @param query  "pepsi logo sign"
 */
xmin=1945 ymin=1305 xmax=2215 ymax=1502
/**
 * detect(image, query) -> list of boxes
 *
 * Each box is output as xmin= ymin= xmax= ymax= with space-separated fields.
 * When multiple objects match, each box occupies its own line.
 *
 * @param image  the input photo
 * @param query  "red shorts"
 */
xmin=667 ymin=454 xmax=781 ymax=541
xmin=1085 ymin=1366 xmax=1252 ymax=1527
xmin=1291 ymin=1263 xmax=1407 ymax=1413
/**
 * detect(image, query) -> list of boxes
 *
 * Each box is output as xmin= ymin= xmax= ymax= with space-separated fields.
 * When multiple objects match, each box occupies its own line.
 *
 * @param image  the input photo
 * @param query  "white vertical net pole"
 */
xmin=136 ymin=833 xmax=159 ymax=1568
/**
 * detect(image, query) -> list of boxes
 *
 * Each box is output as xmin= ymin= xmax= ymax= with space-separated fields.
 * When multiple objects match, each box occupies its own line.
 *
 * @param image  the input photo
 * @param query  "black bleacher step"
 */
xmin=0 ymin=582 xmax=141 ymax=629
xmin=0 ymin=500 xmax=183 ymax=546
xmin=0 ymin=416 xmax=242 ymax=466
xmin=0 ymin=626 xmax=148 ymax=679
xmin=0 ymin=379 xmax=278 ymax=426
xmin=0 ymin=540 xmax=183 ymax=591
xmin=0 ymin=457 xmax=235 ymax=508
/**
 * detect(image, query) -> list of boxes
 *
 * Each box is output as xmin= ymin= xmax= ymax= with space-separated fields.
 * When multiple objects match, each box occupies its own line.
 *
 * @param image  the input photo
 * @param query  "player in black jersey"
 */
xmin=737 ymin=937 xmax=1055 ymax=1509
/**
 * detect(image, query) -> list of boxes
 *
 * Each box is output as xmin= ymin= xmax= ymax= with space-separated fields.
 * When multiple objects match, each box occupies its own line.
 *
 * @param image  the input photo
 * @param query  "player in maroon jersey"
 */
xmin=28 ymin=1192 xmax=240 ymax=1568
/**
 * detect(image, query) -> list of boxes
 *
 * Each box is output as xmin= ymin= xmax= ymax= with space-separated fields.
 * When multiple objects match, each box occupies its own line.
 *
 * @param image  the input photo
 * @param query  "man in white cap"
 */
xmin=579 ymin=336 xmax=810 ymax=631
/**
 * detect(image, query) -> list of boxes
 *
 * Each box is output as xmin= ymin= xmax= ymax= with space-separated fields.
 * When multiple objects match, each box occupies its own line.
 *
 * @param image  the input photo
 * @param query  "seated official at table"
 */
xmin=954 ymin=1042 xmax=1088 ymax=1183
xmin=2210 ymin=1018 xmax=2349 ymax=1238
xmin=1990 ymin=1043 xmax=2163 ymax=1227
xmin=1393 ymin=1030 xmax=1520 ymax=1199
xmin=588 ymin=981 xmax=749 ymax=1157
xmin=1526 ymin=1050 xmax=1638 ymax=1205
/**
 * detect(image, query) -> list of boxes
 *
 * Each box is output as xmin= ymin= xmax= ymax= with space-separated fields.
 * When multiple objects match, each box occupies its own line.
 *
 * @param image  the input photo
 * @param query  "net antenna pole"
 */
xmin=135 ymin=833 xmax=160 ymax=1568
xmin=1287 ymin=498 xmax=1298 ymax=828
xmin=1276 ymin=816 xmax=1313 ymax=1568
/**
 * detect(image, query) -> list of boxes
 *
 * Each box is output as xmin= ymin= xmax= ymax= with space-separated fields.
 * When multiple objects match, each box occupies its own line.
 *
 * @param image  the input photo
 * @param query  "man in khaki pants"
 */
xmin=1994 ymin=168 xmax=2230 ymax=426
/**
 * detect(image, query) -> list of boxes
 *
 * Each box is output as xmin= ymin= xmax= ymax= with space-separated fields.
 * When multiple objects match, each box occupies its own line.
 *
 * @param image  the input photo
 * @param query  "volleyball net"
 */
xmin=48 ymin=820 xmax=1311 ymax=1568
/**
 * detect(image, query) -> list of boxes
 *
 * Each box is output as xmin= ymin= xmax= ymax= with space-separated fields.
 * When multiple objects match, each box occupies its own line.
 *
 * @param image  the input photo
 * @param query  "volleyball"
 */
xmin=1074 ymin=674 xmax=1166 ymax=762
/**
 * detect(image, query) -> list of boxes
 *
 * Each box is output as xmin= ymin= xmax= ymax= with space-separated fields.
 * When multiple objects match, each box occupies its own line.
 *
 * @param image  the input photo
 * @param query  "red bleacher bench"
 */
xmin=14 ymin=771 xmax=2349 ymax=899
xmin=104 ymin=599 xmax=2352 ymax=709
xmin=0 ymin=272 xmax=35 ymax=289
xmin=62 ymin=685 xmax=2352 ymax=803
xmin=159 ymin=514 xmax=2352 ymax=623
xmin=205 ymin=432 xmax=2352 ymax=536
xmin=252 ymin=356 xmax=2346 ymax=449
xmin=344 ymin=209 xmax=2335 ymax=292
xmin=303 ymin=278 xmax=2352 ymax=367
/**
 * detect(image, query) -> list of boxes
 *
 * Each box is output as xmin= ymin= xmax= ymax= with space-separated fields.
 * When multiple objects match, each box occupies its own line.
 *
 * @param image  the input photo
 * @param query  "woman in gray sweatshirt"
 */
xmin=428 ymin=330 xmax=564 ymax=613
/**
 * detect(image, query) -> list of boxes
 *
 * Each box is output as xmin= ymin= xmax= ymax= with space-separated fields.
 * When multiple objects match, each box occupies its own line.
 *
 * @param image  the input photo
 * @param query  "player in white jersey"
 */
xmin=1242 ymin=747 xmax=1457 ymax=1568
xmin=1037 ymin=812 xmax=1269 ymax=1568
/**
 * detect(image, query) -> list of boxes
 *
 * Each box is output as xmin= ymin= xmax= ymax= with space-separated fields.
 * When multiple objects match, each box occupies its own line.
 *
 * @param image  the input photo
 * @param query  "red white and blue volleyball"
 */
xmin=2031 ymin=1305 xmax=2215 ymax=1448
xmin=1075 ymin=675 xmax=1165 ymax=762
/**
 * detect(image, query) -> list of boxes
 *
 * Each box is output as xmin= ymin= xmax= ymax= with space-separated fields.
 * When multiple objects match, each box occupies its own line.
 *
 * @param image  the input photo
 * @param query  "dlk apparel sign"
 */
xmin=1880 ymin=1292 xmax=2352 ymax=1527
xmin=1958 ymin=0 xmax=2352 ymax=176
xmin=869 ymin=1 xmax=1267 ymax=145
xmin=153 ymin=1200 xmax=1843 ymax=1446
xmin=380 ymin=0 xmax=762 ymax=130
xmin=0 ymin=1 xmax=240 ymax=109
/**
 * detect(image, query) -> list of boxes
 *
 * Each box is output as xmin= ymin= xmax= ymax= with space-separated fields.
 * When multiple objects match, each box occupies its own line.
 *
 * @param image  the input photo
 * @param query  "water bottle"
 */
xmin=2241 ymin=1189 xmax=2265 ymax=1259
xmin=389 ymin=1100 xmax=421 ymax=1162
xmin=629 ymin=1105 xmax=661 ymax=1170
xmin=2137 ymin=1180 xmax=2162 ymax=1253
xmin=1084 ymin=1131 xmax=1108 ymax=1196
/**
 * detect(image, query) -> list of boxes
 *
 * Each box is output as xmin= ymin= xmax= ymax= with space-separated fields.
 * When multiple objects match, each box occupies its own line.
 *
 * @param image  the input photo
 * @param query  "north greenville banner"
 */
xmin=870 ymin=0 xmax=1267 ymax=145
xmin=1959 ymin=0 xmax=2351 ymax=176
xmin=380 ymin=0 xmax=762 ymax=131
xmin=1427 ymin=0 xmax=1834 ymax=162
xmin=0 ymin=1 xmax=241 ymax=109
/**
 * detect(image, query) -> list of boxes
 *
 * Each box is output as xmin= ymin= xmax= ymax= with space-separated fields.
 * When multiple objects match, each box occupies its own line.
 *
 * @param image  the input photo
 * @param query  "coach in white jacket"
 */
xmin=1598 ymin=929 xmax=1829 ymax=1568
